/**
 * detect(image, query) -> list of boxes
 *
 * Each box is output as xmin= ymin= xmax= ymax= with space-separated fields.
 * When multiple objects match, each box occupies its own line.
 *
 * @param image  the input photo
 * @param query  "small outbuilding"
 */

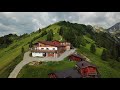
xmin=48 ymin=68 xmax=82 ymax=78
xmin=76 ymin=61 xmax=100 ymax=78
xmin=68 ymin=54 xmax=84 ymax=62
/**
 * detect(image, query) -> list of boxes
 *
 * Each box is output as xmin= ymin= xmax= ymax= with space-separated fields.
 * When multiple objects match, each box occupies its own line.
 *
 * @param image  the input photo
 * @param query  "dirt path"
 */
xmin=8 ymin=49 xmax=76 ymax=78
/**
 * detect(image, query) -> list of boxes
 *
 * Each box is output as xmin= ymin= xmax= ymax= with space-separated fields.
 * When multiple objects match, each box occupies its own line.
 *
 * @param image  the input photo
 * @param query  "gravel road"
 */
xmin=8 ymin=49 xmax=76 ymax=78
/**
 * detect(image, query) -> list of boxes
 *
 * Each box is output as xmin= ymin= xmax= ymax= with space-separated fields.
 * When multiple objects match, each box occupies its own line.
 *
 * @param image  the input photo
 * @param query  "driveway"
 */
xmin=8 ymin=49 xmax=76 ymax=78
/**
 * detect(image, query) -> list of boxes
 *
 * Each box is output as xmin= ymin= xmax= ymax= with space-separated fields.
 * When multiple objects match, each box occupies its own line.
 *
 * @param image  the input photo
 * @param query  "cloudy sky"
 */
xmin=0 ymin=12 xmax=120 ymax=36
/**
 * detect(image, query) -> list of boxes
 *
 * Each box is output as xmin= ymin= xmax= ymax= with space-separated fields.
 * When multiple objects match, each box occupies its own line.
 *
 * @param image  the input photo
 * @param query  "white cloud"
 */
xmin=0 ymin=12 xmax=120 ymax=36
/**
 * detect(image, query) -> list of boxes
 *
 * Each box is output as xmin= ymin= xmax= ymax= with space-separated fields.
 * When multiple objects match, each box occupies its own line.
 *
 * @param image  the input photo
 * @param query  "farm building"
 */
xmin=48 ymin=68 xmax=82 ymax=78
xmin=75 ymin=61 xmax=100 ymax=78
xmin=31 ymin=40 xmax=71 ymax=58
xmin=48 ymin=60 xmax=100 ymax=78
xmin=68 ymin=54 xmax=84 ymax=62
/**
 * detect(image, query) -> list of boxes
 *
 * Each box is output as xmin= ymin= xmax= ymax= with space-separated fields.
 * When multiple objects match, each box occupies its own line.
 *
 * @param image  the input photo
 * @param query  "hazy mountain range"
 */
xmin=107 ymin=22 xmax=120 ymax=38
xmin=108 ymin=22 xmax=120 ymax=32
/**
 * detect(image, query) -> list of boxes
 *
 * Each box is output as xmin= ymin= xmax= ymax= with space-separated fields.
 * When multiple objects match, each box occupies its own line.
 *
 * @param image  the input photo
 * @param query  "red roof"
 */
xmin=76 ymin=61 xmax=97 ymax=68
xmin=33 ymin=40 xmax=70 ymax=47
xmin=38 ymin=40 xmax=61 ymax=47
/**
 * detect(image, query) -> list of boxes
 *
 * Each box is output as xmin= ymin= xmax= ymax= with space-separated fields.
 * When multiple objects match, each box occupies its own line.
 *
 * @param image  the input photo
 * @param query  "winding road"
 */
xmin=8 ymin=49 xmax=76 ymax=78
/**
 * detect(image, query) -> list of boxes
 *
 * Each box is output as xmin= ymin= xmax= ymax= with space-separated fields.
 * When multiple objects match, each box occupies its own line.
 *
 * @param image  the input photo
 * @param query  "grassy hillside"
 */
xmin=77 ymin=35 xmax=120 ymax=78
xmin=18 ymin=31 xmax=120 ymax=78
xmin=0 ymin=21 xmax=120 ymax=78
xmin=0 ymin=24 xmax=62 ymax=78
xmin=17 ymin=58 xmax=76 ymax=78
xmin=0 ymin=31 xmax=42 ymax=77
xmin=0 ymin=32 xmax=41 ymax=69
xmin=77 ymin=47 xmax=120 ymax=78
xmin=0 ymin=54 xmax=24 ymax=78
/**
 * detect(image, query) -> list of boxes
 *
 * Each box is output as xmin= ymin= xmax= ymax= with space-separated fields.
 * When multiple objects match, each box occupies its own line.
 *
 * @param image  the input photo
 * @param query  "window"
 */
xmin=46 ymin=48 xmax=49 ymax=50
xmin=41 ymin=48 xmax=44 ymax=50
xmin=53 ymin=48 xmax=55 ymax=50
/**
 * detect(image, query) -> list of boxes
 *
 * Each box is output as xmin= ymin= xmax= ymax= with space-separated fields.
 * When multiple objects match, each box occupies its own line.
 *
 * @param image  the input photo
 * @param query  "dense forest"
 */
xmin=0 ymin=34 xmax=18 ymax=48
xmin=56 ymin=21 xmax=120 ymax=62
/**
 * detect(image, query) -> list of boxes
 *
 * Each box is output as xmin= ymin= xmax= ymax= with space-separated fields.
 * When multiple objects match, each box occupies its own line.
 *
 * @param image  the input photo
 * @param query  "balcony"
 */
xmin=31 ymin=49 xmax=58 ymax=53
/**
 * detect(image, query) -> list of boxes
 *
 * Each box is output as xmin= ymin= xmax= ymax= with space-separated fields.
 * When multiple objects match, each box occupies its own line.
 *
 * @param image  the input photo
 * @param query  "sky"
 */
xmin=0 ymin=12 xmax=120 ymax=36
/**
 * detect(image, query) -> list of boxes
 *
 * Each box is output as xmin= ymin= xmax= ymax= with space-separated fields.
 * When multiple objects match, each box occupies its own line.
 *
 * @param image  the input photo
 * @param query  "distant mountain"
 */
xmin=108 ymin=22 xmax=120 ymax=32
xmin=93 ymin=25 xmax=106 ymax=33
xmin=107 ymin=22 xmax=120 ymax=38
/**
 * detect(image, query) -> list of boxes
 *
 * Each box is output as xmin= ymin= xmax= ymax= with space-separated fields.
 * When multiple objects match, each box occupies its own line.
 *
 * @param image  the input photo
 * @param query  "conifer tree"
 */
xmin=21 ymin=47 xmax=25 ymax=54
xmin=101 ymin=49 xmax=107 ymax=60
xmin=90 ymin=43 xmax=96 ymax=54
xmin=47 ymin=30 xmax=53 ymax=41
xmin=39 ymin=28 xmax=41 ymax=33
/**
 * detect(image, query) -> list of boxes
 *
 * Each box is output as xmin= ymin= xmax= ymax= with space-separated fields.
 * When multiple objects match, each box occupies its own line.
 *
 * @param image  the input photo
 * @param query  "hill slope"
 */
xmin=0 ymin=21 xmax=120 ymax=78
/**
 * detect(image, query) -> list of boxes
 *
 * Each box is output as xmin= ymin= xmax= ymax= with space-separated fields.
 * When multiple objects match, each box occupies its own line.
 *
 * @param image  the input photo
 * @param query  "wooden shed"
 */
xmin=48 ymin=68 xmax=82 ymax=78
xmin=68 ymin=54 xmax=84 ymax=62
xmin=76 ymin=61 xmax=100 ymax=78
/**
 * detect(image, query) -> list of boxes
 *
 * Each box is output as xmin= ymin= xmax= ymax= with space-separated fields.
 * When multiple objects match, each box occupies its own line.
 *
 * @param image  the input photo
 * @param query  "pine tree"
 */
xmin=74 ymin=36 xmax=81 ymax=48
xmin=47 ymin=30 xmax=53 ymax=41
xmin=101 ymin=49 xmax=107 ymax=60
xmin=21 ymin=47 xmax=25 ymax=54
xmin=90 ymin=43 xmax=96 ymax=54
xmin=113 ymin=45 xmax=119 ymax=60
xmin=29 ymin=41 xmax=33 ymax=48
xmin=81 ymin=37 xmax=86 ymax=46
xmin=39 ymin=28 xmax=41 ymax=33
xmin=59 ymin=27 xmax=64 ymax=36
xmin=41 ymin=30 xmax=47 ymax=37
xmin=118 ymin=57 xmax=120 ymax=62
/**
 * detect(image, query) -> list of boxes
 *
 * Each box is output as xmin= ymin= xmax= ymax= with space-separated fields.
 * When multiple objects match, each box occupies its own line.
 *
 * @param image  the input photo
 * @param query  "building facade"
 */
xmin=31 ymin=40 xmax=71 ymax=58
xmin=75 ymin=61 xmax=99 ymax=78
xmin=68 ymin=54 xmax=84 ymax=62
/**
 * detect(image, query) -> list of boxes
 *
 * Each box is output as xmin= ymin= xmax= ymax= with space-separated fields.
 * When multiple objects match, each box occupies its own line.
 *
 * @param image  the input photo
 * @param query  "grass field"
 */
xmin=17 ymin=35 xmax=120 ymax=78
xmin=0 ymin=30 xmax=45 ymax=77
xmin=0 ymin=24 xmax=62 ymax=78
xmin=80 ymin=36 xmax=120 ymax=78
xmin=18 ymin=45 xmax=120 ymax=78
xmin=17 ymin=58 xmax=76 ymax=78
xmin=1 ymin=23 xmax=120 ymax=78
xmin=85 ymin=43 xmax=104 ymax=57
xmin=77 ymin=46 xmax=120 ymax=78
xmin=0 ymin=54 xmax=24 ymax=78
xmin=83 ymin=35 xmax=95 ymax=43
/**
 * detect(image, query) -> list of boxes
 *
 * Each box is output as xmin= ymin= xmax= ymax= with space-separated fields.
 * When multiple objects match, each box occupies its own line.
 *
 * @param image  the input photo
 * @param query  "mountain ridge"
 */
xmin=108 ymin=22 xmax=120 ymax=32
